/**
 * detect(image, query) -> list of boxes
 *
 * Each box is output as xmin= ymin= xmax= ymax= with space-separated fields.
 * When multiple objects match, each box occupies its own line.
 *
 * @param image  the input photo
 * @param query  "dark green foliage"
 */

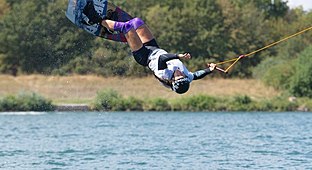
xmin=261 ymin=61 xmax=295 ymax=90
xmin=252 ymin=11 xmax=312 ymax=93
xmin=0 ymin=0 xmax=94 ymax=74
xmin=0 ymin=92 xmax=54 ymax=111
xmin=145 ymin=1 xmax=228 ymax=60
xmin=4 ymin=0 xmax=19 ymax=6
xmin=92 ymin=89 xmax=144 ymax=111
xmin=267 ymin=96 xmax=298 ymax=111
xmin=144 ymin=98 xmax=171 ymax=111
xmin=0 ymin=89 xmax=305 ymax=112
xmin=172 ymin=95 xmax=218 ymax=112
xmin=227 ymin=95 xmax=253 ymax=111
xmin=0 ymin=0 xmax=311 ymax=80
xmin=257 ymin=45 xmax=312 ymax=98
xmin=92 ymin=89 xmax=122 ymax=111
xmin=251 ymin=97 xmax=297 ymax=111
xmin=92 ymin=90 xmax=303 ymax=111
xmin=232 ymin=0 xmax=289 ymax=18
xmin=252 ymin=57 xmax=281 ymax=79
xmin=123 ymin=97 xmax=144 ymax=111
xmin=297 ymin=98 xmax=312 ymax=111
xmin=0 ymin=0 xmax=304 ymax=77
xmin=289 ymin=46 xmax=312 ymax=98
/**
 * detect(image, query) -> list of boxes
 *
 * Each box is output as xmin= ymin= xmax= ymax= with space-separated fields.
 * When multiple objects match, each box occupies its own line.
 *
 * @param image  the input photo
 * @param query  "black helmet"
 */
xmin=172 ymin=77 xmax=190 ymax=94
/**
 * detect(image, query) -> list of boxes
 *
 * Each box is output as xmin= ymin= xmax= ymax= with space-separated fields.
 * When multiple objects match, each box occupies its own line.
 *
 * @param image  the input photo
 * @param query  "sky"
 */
xmin=285 ymin=0 xmax=312 ymax=11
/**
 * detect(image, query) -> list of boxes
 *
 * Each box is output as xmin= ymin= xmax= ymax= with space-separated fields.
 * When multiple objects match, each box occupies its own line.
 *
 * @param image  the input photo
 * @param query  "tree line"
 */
xmin=0 ymin=0 xmax=311 ymax=97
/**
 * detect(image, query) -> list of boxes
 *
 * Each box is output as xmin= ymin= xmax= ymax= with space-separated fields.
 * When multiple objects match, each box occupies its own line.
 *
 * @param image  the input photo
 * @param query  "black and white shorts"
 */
xmin=132 ymin=39 xmax=159 ymax=66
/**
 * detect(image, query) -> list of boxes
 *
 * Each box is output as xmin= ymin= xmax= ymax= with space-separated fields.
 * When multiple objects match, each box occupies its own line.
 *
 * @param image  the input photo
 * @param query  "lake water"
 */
xmin=0 ymin=112 xmax=312 ymax=169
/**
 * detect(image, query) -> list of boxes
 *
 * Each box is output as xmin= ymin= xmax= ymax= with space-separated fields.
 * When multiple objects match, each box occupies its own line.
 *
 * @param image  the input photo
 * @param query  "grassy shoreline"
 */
xmin=0 ymin=75 xmax=281 ymax=104
xmin=1 ymin=75 xmax=311 ymax=112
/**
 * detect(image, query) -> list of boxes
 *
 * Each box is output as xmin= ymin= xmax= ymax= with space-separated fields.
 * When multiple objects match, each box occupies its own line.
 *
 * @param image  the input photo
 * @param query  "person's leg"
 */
xmin=101 ymin=19 xmax=151 ymax=67
xmin=82 ymin=3 xmax=151 ymax=66
xmin=101 ymin=20 xmax=143 ymax=52
xmin=83 ymin=2 xmax=155 ymax=47
xmin=131 ymin=19 xmax=159 ymax=47
xmin=136 ymin=25 xmax=155 ymax=44
xmin=103 ymin=18 xmax=155 ymax=45
xmin=125 ymin=30 xmax=143 ymax=52
xmin=127 ymin=18 xmax=155 ymax=44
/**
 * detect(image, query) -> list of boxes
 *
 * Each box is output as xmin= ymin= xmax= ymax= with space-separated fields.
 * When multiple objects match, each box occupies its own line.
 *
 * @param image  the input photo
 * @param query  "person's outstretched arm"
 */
xmin=193 ymin=63 xmax=216 ymax=80
xmin=158 ymin=53 xmax=191 ymax=69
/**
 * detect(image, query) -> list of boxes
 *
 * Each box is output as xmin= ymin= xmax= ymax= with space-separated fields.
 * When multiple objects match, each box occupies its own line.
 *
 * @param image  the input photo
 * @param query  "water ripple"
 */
xmin=0 ymin=112 xmax=312 ymax=169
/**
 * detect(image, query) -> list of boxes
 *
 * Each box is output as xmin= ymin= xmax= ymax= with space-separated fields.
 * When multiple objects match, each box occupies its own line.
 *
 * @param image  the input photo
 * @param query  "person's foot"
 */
xmin=83 ymin=1 xmax=103 ymax=25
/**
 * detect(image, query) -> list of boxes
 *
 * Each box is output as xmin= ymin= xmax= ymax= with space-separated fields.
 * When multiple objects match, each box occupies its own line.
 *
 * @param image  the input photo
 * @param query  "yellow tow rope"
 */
xmin=215 ymin=26 xmax=312 ymax=73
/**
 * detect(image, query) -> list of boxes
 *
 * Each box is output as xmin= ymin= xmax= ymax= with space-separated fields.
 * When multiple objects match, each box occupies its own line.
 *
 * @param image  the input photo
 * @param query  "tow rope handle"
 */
xmin=212 ymin=25 xmax=312 ymax=74
xmin=224 ymin=55 xmax=245 ymax=73
xmin=214 ymin=55 xmax=245 ymax=74
xmin=215 ymin=67 xmax=227 ymax=73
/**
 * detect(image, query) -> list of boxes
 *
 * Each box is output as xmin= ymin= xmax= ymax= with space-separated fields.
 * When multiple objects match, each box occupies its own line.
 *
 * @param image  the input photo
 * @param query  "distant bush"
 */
xmin=289 ymin=45 xmax=312 ymax=98
xmin=92 ymin=89 xmax=123 ymax=111
xmin=223 ymin=95 xmax=299 ymax=112
xmin=261 ymin=61 xmax=295 ymax=90
xmin=268 ymin=97 xmax=298 ymax=111
xmin=257 ymin=45 xmax=312 ymax=98
xmin=297 ymin=98 xmax=312 ymax=111
xmin=123 ymin=97 xmax=144 ymax=111
xmin=92 ymin=89 xmax=144 ymax=111
xmin=251 ymin=100 xmax=275 ymax=111
xmin=227 ymin=95 xmax=254 ymax=111
xmin=92 ymin=89 xmax=307 ymax=112
xmin=171 ymin=95 xmax=218 ymax=112
xmin=252 ymin=57 xmax=281 ymax=79
xmin=144 ymin=98 xmax=171 ymax=111
xmin=0 ymin=92 xmax=54 ymax=111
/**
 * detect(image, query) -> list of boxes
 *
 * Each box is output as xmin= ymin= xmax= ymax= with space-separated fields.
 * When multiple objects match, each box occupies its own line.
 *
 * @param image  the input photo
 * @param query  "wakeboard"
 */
xmin=66 ymin=0 xmax=133 ymax=42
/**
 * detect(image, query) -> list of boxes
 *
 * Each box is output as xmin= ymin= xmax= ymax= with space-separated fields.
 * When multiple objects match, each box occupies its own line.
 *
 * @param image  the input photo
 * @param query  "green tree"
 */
xmin=253 ymin=9 xmax=312 ymax=81
xmin=145 ymin=0 xmax=228 ymax=61
xmin=290 ymin=45 xmax=312 ymax=98
xmin=218 ymin=0 xmax=272 ymax=77
xmin=1 ymin=0 xmax=310 ymax=79
xmin=4 ymin=0 xmax=18 ymax=5
xmin=232 ymin=0 xmax=288 ymax=18
xmin=0 ymin=0 xmax=94 ymax=75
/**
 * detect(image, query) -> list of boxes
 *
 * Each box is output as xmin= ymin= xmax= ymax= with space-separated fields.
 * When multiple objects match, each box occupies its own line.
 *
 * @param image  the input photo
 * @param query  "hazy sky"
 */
xmin=286 ymin=0 xmax=312 ymax=11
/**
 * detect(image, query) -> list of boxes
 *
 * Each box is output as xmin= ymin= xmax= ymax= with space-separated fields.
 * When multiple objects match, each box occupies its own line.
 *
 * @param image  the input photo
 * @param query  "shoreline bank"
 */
xmin=0 ymin=75 xmax=280 ymax=103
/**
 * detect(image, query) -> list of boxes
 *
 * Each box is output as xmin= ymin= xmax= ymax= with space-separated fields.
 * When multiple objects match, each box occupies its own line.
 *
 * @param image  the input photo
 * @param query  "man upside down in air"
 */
xmin=83 ymin=1 xmax=217 ymax=94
